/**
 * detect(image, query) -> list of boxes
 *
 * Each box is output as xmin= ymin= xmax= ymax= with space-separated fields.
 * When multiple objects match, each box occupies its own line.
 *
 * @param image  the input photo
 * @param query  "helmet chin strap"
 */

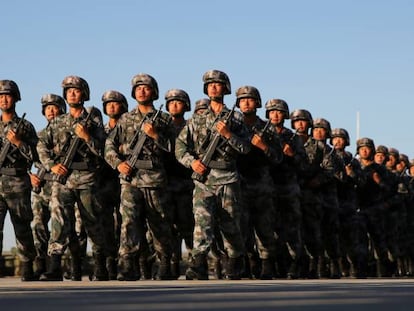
xmin=209 ymin=96 xmax=224 ymax=103
xmin=68 ymin=101 xmax=83 ymax=108
xmin=138 ymin=100 xmax=153 ymax=106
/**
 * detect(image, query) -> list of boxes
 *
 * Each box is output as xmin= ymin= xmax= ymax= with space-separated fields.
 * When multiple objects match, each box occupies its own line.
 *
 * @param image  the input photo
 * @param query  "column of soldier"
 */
xmin=0 ymin=69 xmax=413 ymax=282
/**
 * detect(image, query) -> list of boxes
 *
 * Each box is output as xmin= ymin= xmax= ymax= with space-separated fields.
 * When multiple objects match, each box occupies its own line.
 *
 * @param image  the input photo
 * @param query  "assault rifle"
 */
xmin=121 ymin=105 xmax=164 ymax=182
xmin=53 ymin=108 xmax=94 ymax=184
xmin=192 ymin=104 xmax=236 ymax=182
xmin=253 ymin=119 xmax=272 ymax=139
xmin=0 ymin=113 xmax=26 ymax=170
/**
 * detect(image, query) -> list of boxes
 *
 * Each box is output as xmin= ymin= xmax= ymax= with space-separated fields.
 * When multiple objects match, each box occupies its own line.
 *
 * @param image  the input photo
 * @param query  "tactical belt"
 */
xmin=134 ymin=160 xmax=153 ymax=170
xmin=69 ymin=161 xmax=90 ymax=171
xmin=208 ymin=160 xmax=234 ymax=170
xmin=0 ymin=167 xmax=26 ymax=176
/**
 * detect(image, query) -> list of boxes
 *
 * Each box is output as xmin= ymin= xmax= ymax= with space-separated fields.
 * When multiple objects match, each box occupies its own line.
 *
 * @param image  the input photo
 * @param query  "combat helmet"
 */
xmin=313 ymin=118 xmax=332 ymax=138
xmin=61 ymin=75 xmax=90 ymax=102
xmin=41 ymin=94 xmax=66 ymax=115
xmin=356 ymin=137 xmax=375 ymax=152
xmin=194 ymin=98 xmax=210 ymax=114
xmin=290 ymin=109 xmax=313 ymax=128
xmin=202 ymin=70 xmax=231 ymax=95
xmin=265 ymin=99 xmax=289 ymax=119
xmin=330 ymin=128 xmax=350 ymax=146
xmin=235 ymin=86 xmax=261 ymax=108
xmin=164 ymin=89 xmax=191 ymax=112
xmin=131 ymin=73 xmax=159 ymax=101
xmin=0 ymin=80 xmax=21 ymax=102
xmin=101 ymin=90 xmax=128 ymax=115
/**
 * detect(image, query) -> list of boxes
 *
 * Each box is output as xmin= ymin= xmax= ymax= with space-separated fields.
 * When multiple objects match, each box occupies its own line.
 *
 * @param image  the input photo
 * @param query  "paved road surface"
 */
xmin=0 ymin=277 xmax=413 ymax=311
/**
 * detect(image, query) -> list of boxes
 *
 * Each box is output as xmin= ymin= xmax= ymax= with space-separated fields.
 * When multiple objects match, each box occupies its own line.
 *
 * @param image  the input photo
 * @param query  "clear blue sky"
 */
xmin=2 ymin=0 xmax=413 ymax=250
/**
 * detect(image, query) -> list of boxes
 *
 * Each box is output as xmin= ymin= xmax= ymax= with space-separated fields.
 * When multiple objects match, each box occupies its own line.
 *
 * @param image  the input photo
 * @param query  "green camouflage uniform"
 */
xmin=175 ymin=105 xmax=250 ymax=259
xmin=36 ymin=107 xmax=107 ymax=258
xmin=105 ymin=106 xmax=174 ymax=262
xmin=0 ymin=114 xmax=37 ymax=263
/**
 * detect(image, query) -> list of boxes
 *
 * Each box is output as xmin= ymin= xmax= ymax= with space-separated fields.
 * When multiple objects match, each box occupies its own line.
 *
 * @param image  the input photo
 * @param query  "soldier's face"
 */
xmin=106 ymin=101 xmax=123 ymax=118
xmin=332 ymin=137 xmax=345 ymax=149
xmin=66 ymin=88 xmax=83 ymax=105
xmin=0 ymin=94 xmax=15 ymax=112
xmin=44 ymin=104 xmax=61 ymax=121
xmin=312 ymin=127 xmax=327 ymax=140
xmin=374 ymin=153 xmax=386 ymax=165
xmin=293 ymin=119 xmax=309 ymax=134
xmin=238 ymin=98 xmax=256 ymax=115
xmin=268 ymin=110 xmax=284 ymax=125
xmin=207 ymin=83 xmax=224 ymax=98
xmin=134 ymin=85 xmax=153 ymax=103
xmin=359 ymin=146 xmax=372 ymax=160
xmin=168 ymin=100 xmax=185 ymax=116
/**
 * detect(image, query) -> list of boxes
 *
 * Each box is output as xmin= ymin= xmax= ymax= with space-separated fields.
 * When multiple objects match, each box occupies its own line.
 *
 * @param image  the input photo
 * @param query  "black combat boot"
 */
xmin=307 ymin=257 xmax=319 ymax=279
xmin=139 ymin=255 xmax=153 ymax=280
xmin=106 ymin=256 xmax=118 ymax=280
xmin=117 ymin=256 xmax=137 ymax=281
xmin=185 ymin=254 xmax=208 ymax=280
xmin=225 ymin=256 xmax=243 ymax=280
xmin=156 ymin=256 xmax=172 ymax=280
xmin=21 ymin=260 xmax=38 ymax=281
xmin=40 ymin=254 xmax=63 ymax=281
xmin=330 ymin=259 xmax=341 ymax=279
xmin=70 ymin=254 xmax=82 ymax=281
xmin=0 ymin=256 xmax=5 ymax=277
xmin=248 ymin=253 xmax=261 ymax=279
xmin=170 ymin=260 xmax=180 ymax=280
xmin=287 ymin=258 xmax=299 ymax=280
xmin=90 ymin=253 xmax=109 ymax=281
xmin=260 ymin=258 xmax=275 ymax=280
xmin=34 ymin=257 xmax=47 ymax=280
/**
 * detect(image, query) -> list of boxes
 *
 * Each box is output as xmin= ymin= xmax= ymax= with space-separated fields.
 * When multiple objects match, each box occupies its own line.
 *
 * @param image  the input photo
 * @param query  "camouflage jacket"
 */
xmin=237 ymin=117 xmax=282 ymax=191
xmin=0 ymin=113 xmax=38 ymax=175
xmin=105 ymin=106 xmax=174 ymax=188
xmin=37 ymin=106 xmax=105 ymax=189
xmin=175 ymin=105 xmax=251 ymax=186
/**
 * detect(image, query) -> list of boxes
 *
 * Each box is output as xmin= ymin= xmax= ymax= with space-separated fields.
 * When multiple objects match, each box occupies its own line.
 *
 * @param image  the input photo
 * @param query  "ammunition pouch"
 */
xmin=69 ymin=161 xmax=95 ymax=171
xmin=134 ymin=160 xmax=153 ymax=170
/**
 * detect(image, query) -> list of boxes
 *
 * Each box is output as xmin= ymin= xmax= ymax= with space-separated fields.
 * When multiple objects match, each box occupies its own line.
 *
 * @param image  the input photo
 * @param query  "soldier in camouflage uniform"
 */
xmin=330 ymin=128 xmax=366 ymax=278
xmin=235 ymin=86 xmax=283 ymax=280
xmin=194 ymin=98 xmax=209 ymax=115
xmin=164 ymin=89 xmax=194 ymax=279
xmin=0 ymin=80 xmax=38 ymax=281
xmin=175 ymin=70 xmax=250 ymax=280
xmin=266 ymin=99 xmax=306 ymax=279
xmin=37 ymin=75 xmax=109 ymax=281
xmin=290 ymin=110 xmax=334 ymax=279
xmin=29 ymin=94 xmax=66 ymax=278
xmin=95 ymin=90 xmax=128 ymax=280
xmin=311 ymin=118 xmax=342 ymax=278
xmin=105 ymin=73 xmax=174 ymax=281
xmin=356 ymin=138 xmax=391 ymax=277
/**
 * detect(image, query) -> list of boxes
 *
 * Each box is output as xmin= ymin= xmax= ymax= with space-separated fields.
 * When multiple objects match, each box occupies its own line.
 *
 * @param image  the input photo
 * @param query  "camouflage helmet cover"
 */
xmin=356 ymin=137 xmax=375 ymax=152
xmin=313 ymin=118 xmax=332 ymax=138
xmin=399 ymin=153 xmax=409 ymax=167
xmin=101 ymin=90 xmax=128 ymax=115
xmin=388 ymin=147 xmax=400 ymax=159
xmin=0 ymin=80 xmax=21 ymax=102
xmin=330 ymin=128 xmax=350 ymax=146
xmin=164 ymin=88 xmax=191 ymax=112
xmin=61 ymin=75 xmax=90 ymax=101
xmin=131 ymin=73 xmax=159 ymax=100
xmin=41 ymin=93 xmax=66 ymax=115
xmin=290 ymin=109 xmax=313 ymax=128
xmin=202 ymin=70 xmax=231 ymax=95
xmin=194 ymin=98 xmax=210 ymax=113
xmin=235 ymin=85 xmax=261 ymax=108
xmin=265 ymin=99 xmax=289 ymax=119
xmin=375 ymin=145 xmax=389 ymax=155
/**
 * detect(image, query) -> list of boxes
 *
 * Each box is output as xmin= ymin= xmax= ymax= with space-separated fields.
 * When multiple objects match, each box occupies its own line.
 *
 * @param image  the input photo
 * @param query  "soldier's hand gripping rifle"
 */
xmin=192 ymin=104 xmax=236 ymax=183
xmin=53 ymin=108 xmax=94 ymax=185
xmin=0 ymin=113 xmax=26 ymax=170
xmin=120 ymin=105 xmax=164 ymax=182
xmin=32 ymin=163 xmax=47 ymax=194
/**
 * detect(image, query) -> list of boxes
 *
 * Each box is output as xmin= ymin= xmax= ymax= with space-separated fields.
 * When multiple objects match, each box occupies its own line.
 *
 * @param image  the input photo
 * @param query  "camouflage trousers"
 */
xmin=0 ymin=175 xmax=36 ymax=262
xmin=272 ymin=182 xmax=303 ymax=260
xmin=31 ymin=182 xmax=52 ymax=259
xmin=48 ymin=182 xmax=108 ymax=257
xmin=118 ymin=184 xmax=172 ymax=259
xmin=321 ymin=191 xmax=341 ymax=259
xmin=166 ymin=188 xmax=194 ymax=262
xmin=240 ymin=185 xmax=277 ymax=259
xmin=192 ymin=181 xmax=244 ymax=259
